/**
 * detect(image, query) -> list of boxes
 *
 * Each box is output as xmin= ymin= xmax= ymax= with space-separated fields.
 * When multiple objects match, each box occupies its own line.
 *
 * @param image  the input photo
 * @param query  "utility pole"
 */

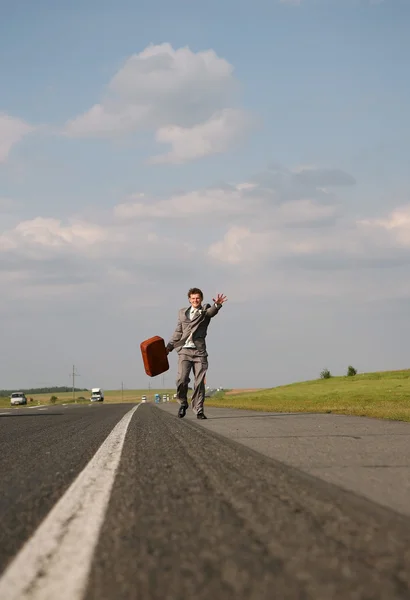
xmin=121 ymin=381 xmax=124 ymax=402
xmin=70 ymin=365 xmax=80 ymax=403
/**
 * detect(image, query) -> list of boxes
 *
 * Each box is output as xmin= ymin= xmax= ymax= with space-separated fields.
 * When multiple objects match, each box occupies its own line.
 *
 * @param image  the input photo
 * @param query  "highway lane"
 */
xmin=2 ymin=402 xmax=410 ymax=599
xmin=86 ymin=404 xmax=410 ymax=600
xmin=159 ymin=404 xmax=410 ymax=518
xmin=0 ymin=402 xmax=134 ymax=575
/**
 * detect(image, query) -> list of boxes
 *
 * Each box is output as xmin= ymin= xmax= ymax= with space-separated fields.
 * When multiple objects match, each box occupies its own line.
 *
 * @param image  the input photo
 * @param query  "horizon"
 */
xmin=3 ymin=365 xmax=410 ymax=395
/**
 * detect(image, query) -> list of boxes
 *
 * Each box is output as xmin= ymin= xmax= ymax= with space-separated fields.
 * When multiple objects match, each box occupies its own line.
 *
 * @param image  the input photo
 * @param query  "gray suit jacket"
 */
xmin=166 ymin=303 xmax=222 ymax=356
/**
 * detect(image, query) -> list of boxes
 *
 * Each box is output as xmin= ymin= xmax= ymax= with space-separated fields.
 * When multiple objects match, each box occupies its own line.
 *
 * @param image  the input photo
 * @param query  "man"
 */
xmin=166 ymin=288 xmax=227 ymax=419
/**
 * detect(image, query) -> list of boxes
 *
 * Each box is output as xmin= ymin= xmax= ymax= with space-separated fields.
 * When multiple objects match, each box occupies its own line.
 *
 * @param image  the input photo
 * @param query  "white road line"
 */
xmin=38 ymin=408 xmax=47 ymax=411
xmin=0 ymin=403 xmax=140 ymax=600
xmin=0 ymin=412 xmax=9 ymax=415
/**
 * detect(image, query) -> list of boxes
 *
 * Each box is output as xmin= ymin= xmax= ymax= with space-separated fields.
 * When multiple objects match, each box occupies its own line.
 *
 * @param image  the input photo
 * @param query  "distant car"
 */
xmin=162 ymin=394 xmax=167 ymax=402
xmin=10 ymin=392 xmax=27 ymax=406
xmin=141 ymin=395 xmax=147 ymax=403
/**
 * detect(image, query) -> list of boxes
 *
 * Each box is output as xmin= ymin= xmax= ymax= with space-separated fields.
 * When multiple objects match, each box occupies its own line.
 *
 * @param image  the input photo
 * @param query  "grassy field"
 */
xmin=2 ymin=370 xmax=410 ymax=422
xmin=205 ymin=369 xmax=410 ymax=422
xmin=0 ymin=389 xmax=176 ymax=408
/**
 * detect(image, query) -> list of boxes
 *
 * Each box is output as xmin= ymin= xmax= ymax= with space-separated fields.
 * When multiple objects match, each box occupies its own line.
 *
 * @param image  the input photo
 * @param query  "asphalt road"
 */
xmin=158 ymin=404 xmax=410 ymax=518
xmin=0 ymin=402 xmax=131 ymax=575
xmin=2 ymin=402 xmax=410 ymax=599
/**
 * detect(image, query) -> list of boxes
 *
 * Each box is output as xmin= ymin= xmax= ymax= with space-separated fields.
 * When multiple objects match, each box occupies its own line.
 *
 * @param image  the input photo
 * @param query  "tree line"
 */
xmin=0 ymin=386 xmax=89 ymax=396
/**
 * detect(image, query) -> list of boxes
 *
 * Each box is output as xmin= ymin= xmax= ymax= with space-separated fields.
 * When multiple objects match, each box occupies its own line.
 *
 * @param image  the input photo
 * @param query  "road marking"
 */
xmin=38 ymin=408 xmax=47 ymax=411
xmin=0 ymin=412 xmax=9 ymax=415
xmin=0 ymin=403 xmax=141 ymax=600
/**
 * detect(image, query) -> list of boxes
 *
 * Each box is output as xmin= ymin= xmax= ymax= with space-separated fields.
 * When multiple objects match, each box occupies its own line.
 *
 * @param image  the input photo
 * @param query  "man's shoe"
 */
xmin=197 ymin=412 xmax=207 ymax=420
xmin=178 ymin=405 xmax=188 ymax=418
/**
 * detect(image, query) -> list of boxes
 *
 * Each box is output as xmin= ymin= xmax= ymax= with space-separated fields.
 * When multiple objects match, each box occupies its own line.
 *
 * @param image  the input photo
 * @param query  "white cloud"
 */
xmin=0 ymin=213 xmax=197 ymax=294
xmin=292 ymin=167 xmax=356 ymax=187
xmin=64 ymin=103 xmax=149 ymax=139
xmin=359 ymin=206 xmax=410 ymax=248
xmin=114 ymin=165 xmax=342 ymax=226
xmin=65 ymin=43 xmax=236 ymax=136
xmin=0 ymin=113 xmax=34 ymax=163
xmin=207 ymin=203 xmax=410 ymax=269
xmin=0 ymin=217 xmax=106 ymax=252
xmin=114 ymin=182 xmax=264 ymax=220
xmin=110 ymin=163 xmax=362 ymax=272
xmin=208 ymin=226 xmax=262 ymax=265
xmin=64 ymin=43 xmax=251 ymax=163
xmin=207 ymin=225 xmax=340 ymax=266
xmin=0 ymin=165 xmax=351 ymax=290
xmin=3 ymin=163 xmax=409 ymax=309
xmin=149 ymin=108 xmax=251 ymax=164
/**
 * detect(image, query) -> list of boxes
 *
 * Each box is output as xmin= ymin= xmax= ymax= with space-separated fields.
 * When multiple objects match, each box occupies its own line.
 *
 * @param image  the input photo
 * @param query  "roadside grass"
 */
xmin=102 ymin=389 xmax=175 ymax=404
xmin=204 ymin=369 xmax=410 ymax=422
xmin=0 ymin=389 xmax=176 ymax=408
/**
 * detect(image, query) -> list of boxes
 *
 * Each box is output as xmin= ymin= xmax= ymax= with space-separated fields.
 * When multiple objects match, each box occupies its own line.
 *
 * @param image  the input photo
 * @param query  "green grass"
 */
xmin=3 ymin=370 xmax=410 ymax=422
xmin=205 ymin=369 xmax=410 ymax=422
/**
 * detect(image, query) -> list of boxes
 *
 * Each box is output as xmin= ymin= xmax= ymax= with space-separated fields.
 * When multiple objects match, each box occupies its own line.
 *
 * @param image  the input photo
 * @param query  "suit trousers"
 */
xmin=176 ymin=348 xmax=208 ymax=414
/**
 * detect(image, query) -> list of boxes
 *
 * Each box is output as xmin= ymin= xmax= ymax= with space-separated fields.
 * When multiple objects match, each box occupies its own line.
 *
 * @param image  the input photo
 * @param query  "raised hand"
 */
xmin=213 ymin=293 xmax=227 ymax=305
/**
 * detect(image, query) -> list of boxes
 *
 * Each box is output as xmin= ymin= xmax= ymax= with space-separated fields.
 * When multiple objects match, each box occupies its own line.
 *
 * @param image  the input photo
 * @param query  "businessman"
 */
xmin=166 ymin=287 xmax=227 ymax=419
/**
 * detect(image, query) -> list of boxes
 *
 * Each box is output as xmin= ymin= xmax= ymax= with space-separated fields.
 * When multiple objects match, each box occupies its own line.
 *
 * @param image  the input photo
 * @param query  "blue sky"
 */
xmin=1 ymin=0 xmax=410 ymax=390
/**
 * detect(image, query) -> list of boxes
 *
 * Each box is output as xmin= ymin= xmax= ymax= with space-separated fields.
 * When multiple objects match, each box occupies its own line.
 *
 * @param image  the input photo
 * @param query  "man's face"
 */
xmin=189 ymin=293 xmax=202 ymax=308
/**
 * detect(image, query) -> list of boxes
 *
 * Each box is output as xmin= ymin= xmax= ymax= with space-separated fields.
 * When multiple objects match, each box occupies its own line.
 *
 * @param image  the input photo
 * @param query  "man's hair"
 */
xmin=188 ymin=287 xmax=203 ymax=300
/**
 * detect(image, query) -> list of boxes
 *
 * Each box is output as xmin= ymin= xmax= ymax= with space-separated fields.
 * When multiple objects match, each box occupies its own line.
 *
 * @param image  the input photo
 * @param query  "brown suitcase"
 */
xmin=140 ymin=335 xmax=169 ymax=377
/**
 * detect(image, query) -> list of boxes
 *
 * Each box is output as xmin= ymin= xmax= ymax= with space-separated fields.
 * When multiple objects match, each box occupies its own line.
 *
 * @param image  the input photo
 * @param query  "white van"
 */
xmin=10 ymin=392 xmax=27 ymax=406
xmin=90 ymin=388 xmax=104 ymax=402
